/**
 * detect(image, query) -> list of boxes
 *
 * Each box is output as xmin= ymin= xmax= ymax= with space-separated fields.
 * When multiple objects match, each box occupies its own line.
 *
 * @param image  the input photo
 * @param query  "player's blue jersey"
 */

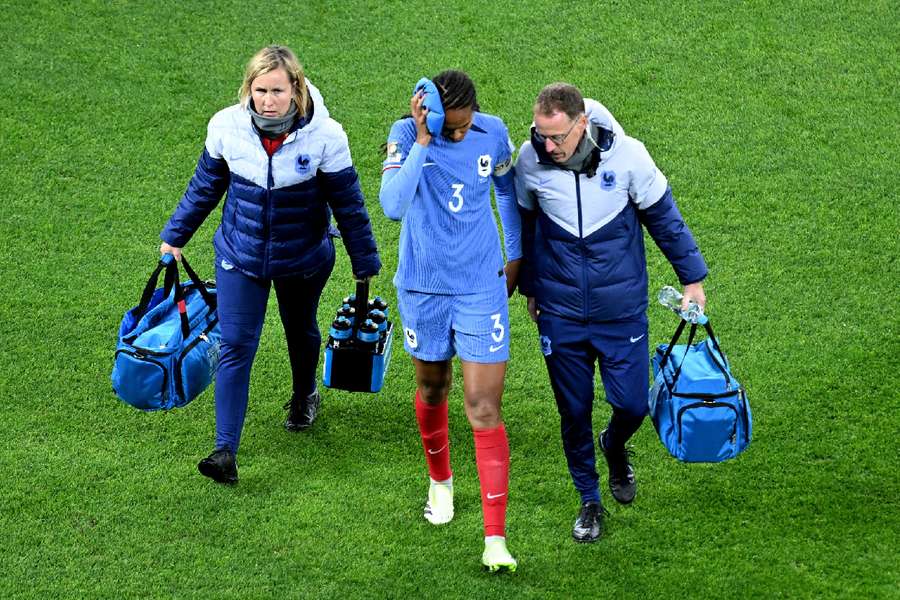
xmin=380 ymin=112 xmax=517 ymax=294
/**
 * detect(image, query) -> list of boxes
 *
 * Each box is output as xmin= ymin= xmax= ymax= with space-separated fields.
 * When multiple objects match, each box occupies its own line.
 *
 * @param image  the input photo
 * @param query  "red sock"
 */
xmin=473 ymin=423 xmax=510 ymax=537
xmin=415 ymin=390 xmax=452 ymax=482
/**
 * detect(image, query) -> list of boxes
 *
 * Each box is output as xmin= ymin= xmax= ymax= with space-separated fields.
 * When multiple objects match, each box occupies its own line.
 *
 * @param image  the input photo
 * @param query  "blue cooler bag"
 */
xmin=649 ymin=319 xmax=751 ymax=462
xmin=112 ymin=255 xmax=221 ymax=410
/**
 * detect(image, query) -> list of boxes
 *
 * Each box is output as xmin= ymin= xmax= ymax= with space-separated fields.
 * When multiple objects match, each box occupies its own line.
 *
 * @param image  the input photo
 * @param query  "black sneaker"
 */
xmin=599 ymin=429 xmax=636 ymax=504
xmin=284 ymin=390 xmax=321 ymax=432
xmin=572 ymin=501 xmax=607 ymax=543
xmin=197 ymin=448 xmax=238 ymax=484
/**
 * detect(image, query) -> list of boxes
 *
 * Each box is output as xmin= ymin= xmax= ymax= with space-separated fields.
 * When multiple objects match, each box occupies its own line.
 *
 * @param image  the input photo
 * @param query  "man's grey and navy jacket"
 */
xmin=161 ymin=80 xmax=380 ymax=280
xmin=514 ymin=99 xmax=706 ymax=323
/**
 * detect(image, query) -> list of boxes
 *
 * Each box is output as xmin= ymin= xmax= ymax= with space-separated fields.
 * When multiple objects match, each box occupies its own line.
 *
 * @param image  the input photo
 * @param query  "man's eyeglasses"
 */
xmin=532 ymin=115 xmax=583 ymax=146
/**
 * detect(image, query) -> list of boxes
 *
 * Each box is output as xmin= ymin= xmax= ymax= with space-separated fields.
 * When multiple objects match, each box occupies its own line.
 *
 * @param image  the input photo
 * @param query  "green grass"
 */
xmin=2 ymin=0 xmax=898 ymax=597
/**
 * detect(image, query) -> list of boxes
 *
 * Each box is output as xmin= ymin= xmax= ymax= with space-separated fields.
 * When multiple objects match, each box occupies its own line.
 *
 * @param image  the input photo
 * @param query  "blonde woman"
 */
xmin=159 ymin=45 xmax=381 ymax=483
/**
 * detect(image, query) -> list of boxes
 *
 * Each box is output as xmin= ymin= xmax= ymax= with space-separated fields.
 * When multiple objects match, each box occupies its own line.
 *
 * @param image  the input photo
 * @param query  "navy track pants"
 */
xmin=213 ymin=253 xmax=334 ymax=453
xmin=537 ymin=313 xmax=649 ymax=503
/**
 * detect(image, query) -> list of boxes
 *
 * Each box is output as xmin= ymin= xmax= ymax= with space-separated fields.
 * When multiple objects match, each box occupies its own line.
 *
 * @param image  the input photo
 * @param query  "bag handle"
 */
xmin=134 ymin=254 xmax=178 ymax=321
xmin=179 ymin=256 xmax=216 ymax=311
xmin=701 ymin=320 xmax=732 ymax=388
xmin=660 ymin=318 xmax=732 ymax=390
xmin=166 ymin=263 xmax=193 ymax=340
xmin=659 ymin=318 xmax=687 ymax=373
xmin=669 ymin=323 xmax=698 ymax=387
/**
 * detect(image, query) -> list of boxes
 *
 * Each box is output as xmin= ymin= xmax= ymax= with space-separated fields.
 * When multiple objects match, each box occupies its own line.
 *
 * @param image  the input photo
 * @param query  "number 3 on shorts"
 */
xmin=491 ymin=313 xmax=504 ymax=343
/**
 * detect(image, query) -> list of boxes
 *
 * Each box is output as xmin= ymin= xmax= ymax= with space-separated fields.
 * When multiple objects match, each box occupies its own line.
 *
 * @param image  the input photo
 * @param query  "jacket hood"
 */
xmin=583 ymin=98 xmax=624 ymax=146
xmin=302 ymin=78 xmax=329 ymax=133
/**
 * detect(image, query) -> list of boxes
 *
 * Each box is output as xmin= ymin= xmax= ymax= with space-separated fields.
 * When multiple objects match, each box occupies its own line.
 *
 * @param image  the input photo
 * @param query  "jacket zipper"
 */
xmin=573 ymin=172 xmax=589 ymax=322
xmin=263 ymin=151 xmax=274 ymax=279
xmin=119 ymin=345 xmax=170 ymax=358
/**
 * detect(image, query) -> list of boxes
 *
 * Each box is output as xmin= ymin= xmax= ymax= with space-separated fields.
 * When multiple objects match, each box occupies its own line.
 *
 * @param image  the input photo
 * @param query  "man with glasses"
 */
xmin=514 ymin=83 xmax=708 ymax=542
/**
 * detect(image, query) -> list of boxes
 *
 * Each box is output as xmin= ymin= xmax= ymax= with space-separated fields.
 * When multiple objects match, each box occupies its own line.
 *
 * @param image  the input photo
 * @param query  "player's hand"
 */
xmin=160 ymin=242 xmax=182 ymax=262
xmin=526 ymin=297 xmax=540 ymax=322
xmin=410 ymin=91 xmax=432 ymax=147
xmin=504 ymin=258 xmax=521 ymax=298
xmin=682 ymin=281 xmax=706 ymax=311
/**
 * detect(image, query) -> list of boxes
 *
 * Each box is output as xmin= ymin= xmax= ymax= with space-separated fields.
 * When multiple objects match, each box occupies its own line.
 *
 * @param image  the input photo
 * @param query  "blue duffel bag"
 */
xmin=112 ymin=254 xmax=221 ymax=411
xmin=649 ymin=319 xmax=752 ymax=462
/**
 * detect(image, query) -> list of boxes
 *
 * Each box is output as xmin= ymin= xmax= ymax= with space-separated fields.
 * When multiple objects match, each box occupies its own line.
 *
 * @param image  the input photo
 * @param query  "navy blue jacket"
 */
xmin=161 ymin=80 xmax=380 ymax=280
xmin=515 ymin=100 xmax=706 ymax=322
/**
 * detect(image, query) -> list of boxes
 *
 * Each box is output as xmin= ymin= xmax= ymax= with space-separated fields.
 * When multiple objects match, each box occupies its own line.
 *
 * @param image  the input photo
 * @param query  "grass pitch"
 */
xmin=1 ymin=1 xmax=897 ymax=597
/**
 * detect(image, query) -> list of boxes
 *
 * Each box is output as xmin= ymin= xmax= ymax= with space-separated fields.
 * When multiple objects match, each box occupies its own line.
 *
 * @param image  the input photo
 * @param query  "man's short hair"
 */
xmin=534 ymin=83 xmax=585 ymax=120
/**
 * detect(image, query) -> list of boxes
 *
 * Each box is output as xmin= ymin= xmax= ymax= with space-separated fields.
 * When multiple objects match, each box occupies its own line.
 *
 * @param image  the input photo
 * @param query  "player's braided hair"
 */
xmin=432 ymin=70 xmax=481 ymax=112
xmin=381 ymin=70 xmax=481 ymax=152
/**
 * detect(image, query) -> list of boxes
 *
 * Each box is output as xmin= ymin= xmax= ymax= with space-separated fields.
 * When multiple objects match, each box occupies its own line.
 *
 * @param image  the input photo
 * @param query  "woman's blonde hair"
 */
xmin=238 ymin=45 xmax=309 ymax=114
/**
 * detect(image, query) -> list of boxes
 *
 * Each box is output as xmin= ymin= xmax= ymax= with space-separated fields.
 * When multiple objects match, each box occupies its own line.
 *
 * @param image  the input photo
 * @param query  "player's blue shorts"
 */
xmin=397 ymin=283 xmax=510 ymax=363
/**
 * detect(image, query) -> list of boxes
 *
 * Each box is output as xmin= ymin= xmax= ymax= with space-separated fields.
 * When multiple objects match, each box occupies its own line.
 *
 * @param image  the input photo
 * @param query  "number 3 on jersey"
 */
xmin=449 ymin=183 xmax=464 ymax=213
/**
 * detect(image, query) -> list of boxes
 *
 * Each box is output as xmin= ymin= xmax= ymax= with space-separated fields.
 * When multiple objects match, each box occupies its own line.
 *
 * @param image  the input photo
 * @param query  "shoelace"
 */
xmin=283 ymin=395 xmax=304 ymax=412
xmin=578 ymin=503 xmax=610 ymax=523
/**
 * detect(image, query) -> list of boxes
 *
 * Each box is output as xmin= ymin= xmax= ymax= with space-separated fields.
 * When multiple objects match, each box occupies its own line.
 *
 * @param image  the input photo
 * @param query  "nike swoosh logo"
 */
xmin=486 ymin=492 xmax=506 ymax=500
xmin=489 ymin=344 xmax=505 ymax=353
xmin=423 ymin=162 xmax=437 ymax=167
xmin=630 ymin=334 xmax=645 ymax=343
xmin=427 ymin=444 xmax=447 ymax=455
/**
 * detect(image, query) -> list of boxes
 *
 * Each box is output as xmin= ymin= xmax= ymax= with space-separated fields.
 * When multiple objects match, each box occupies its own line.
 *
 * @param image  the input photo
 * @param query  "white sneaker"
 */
xmin=482 ymin=536 xmax=517 ymax=573
xmin=424 ymin=478 xmax=454 ymax=525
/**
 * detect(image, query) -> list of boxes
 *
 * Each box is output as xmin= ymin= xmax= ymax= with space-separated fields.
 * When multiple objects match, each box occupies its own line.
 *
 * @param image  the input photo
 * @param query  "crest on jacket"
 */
xmin=296 ymin=154 xmax=311 ymax=173
xmin=600 ymin=170 xmax=616 ymax=190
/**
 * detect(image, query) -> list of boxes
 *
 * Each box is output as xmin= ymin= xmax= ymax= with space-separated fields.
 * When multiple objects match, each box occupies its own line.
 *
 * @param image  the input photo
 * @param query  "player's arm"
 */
xmin=379 ymin=92 xmax=432 ymax=221
xmin=379 ymin=142 xmax=426 ymax=221
xmin=513 ymin=144 xmax=538 ymax=300
xmin=492 ymin=138 xmax=522 ymax=263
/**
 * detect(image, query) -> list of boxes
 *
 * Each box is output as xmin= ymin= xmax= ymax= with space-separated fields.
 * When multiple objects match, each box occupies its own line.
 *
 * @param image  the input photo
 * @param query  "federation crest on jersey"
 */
xmin=296 ymin=154 xmax=311 ymax=173
xmin=477 ymin=154 xmax=492 ymax=178
xmin=600 ymin=170 xmax=616 ymax=190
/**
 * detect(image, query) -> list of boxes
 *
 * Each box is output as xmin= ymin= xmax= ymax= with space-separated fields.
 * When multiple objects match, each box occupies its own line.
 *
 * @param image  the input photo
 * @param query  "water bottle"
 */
xmin=367 ymin=309 xmax=387 ymax=335
xmin=329 ymin=316 xmax=353 ymax=347
xmin=356 ymin=318 xmax=381 ymax=347
xmin=337 ymin=304 xmax=356 ymax=325
xmin=368 ymin=296 xmax=389 ymax=320
xmin=657 ymin=286 xmax=708 ymax=324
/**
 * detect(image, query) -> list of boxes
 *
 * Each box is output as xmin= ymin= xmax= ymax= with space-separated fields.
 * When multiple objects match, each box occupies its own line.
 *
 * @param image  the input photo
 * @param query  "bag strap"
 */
xmin=670 ymin=323 xmax=698 ymax=388
xmin=662 ymin=318 xmax=734 ymax=391
xmin=659 ymin=318 xmax=687 ymax=371
xmin=170 ymin=266 xmax=192 ymax=340
xmin=179 ymin=256 xmax=216 ymax=311
xmin=701 ymin=321 xmax=732 ymax=388
xmin=134 ymin=254 xmax=177 ymax=321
